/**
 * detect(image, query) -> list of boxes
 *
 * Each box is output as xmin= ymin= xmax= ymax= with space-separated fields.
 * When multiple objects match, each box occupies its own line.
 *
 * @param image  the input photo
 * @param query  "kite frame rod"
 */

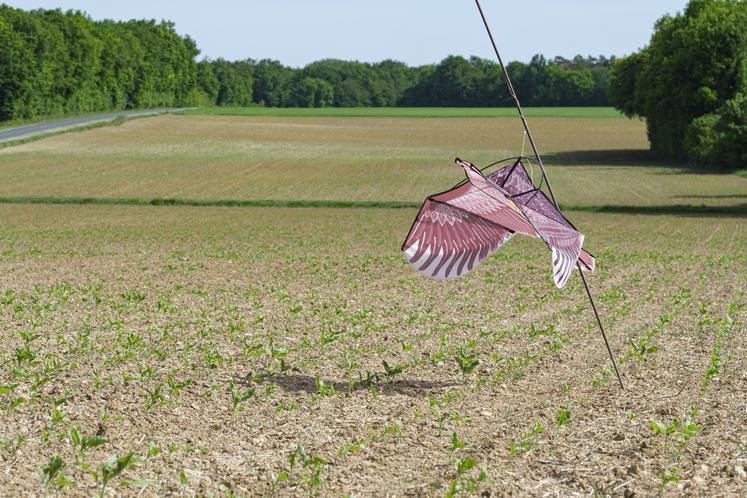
xmin=473 ymin=0 xmax=624 ymax=389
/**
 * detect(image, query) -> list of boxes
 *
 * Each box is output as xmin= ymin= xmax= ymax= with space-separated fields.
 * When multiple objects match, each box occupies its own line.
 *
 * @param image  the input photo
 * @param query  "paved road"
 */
xmin=0 ymin=108 xmax=185 ymax=142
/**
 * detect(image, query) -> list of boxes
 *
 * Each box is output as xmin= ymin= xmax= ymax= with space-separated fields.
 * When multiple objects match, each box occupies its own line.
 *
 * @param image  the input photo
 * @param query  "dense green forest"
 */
xmin=0 ymin=6 xmax=199 ymax=121
xmin=610 ymin=0 xmax=747 ymax=168
xmin=0 ymin=6 xmax=615 ymax=122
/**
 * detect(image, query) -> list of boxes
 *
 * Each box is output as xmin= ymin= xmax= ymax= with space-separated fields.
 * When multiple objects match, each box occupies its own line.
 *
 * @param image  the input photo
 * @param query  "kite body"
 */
xmin=402 ymin=158 xmax=595 ymax=288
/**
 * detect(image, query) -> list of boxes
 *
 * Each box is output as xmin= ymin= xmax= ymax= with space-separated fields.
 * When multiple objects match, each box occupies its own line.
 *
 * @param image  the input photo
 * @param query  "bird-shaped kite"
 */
xmin=402 ymin=158 xmax=595 ymax=288
xmin=401 ymin=0 xmax=624 ymax=388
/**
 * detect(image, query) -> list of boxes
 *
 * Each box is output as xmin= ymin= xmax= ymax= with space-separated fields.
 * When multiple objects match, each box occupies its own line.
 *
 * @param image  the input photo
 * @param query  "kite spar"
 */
xmin=401 ymin=0 xmax=624 ymax=389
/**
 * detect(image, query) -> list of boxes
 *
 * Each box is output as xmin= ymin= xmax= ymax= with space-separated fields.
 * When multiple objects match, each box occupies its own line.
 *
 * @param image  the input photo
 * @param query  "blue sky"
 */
xmin=6 ymin=1 xmax=689 ymax=67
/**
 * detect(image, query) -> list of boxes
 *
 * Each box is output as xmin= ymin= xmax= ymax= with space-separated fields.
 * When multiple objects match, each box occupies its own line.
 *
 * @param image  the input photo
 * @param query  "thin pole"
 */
xmin=473 ymin=0 xmax=624 ymax=389
xmin=578 ymin=264 xmax=624 ymax=388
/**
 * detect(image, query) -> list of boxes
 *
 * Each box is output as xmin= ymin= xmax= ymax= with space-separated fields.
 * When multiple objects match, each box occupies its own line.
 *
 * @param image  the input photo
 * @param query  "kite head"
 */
xmin=454 ymin=157 xmax=476 ymax=171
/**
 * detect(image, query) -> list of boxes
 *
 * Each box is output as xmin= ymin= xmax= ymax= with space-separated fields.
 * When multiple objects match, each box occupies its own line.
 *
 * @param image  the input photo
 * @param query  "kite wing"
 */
xmin=402 ymin=197 xmax=514 ymax=280
xmin=522 ymin=208 xmax=585 ymax=288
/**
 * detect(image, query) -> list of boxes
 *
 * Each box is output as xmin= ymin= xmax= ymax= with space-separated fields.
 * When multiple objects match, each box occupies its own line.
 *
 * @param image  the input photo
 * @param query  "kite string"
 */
xmin=524 ymin=155 xmax=535 ymax=187
xmin=473 ymin=0 xmax=559 ymax=208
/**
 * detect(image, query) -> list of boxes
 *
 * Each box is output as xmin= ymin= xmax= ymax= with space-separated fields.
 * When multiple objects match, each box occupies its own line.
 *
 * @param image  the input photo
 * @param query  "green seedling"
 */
xmin=382 ymin=360 xmax=406 ymax=380
xmin=556 ymin=408 xmax=571 ymax=427
xmin=228 ymin=381 xmax=256 ymax=413
xmin=41 ymin=455 xmax=67 ymax=488
xmin=289 ymin=445 xmax=325 ymax=495
xmin=508 ymin=423 xmax=544 ymax=456
xmin=266 ymin=339 xmax=287 ymax=361
xmin=143 ymin=384 xmax=165 ymax=413
xmin=50 ymin=405 xmax=66 ymax=424
xmin=450 ymin=431 xmax=467 ymax=452
xmin=0 ymin=383 xmax=25 ymax=411
xmin=319 ymin=328 xmax=344 ymax=345
xmin=628 ymin=337 xmax=658 ymax=360
xmin=649 ymin=413 xmax=701 ymax=448
xmin=446 ymin=457 xmax=487 ymax=497
xmin=119 ymin=290 xmax=145 ymax=303
xmin=70 ymin=426 xmax=107 ymax=454
xmin=145 ymin=441 xmax=161 ymax=461
xmin=660 ymin=467 xmax=680 ymax=487
xmin=454 ymin=346 xmax=479 ymax=375
xmin=15 ymin=330 xmax=40 ymax=366
xmin=349 ymin=371 xmax=380 ymax=391
xmin=98 ymin=452 xmax=135 ymax=497
xmin=314 ymin=376 xmax=336 ymax=396
xmin=166 ymin=375 xmax=191 ymax=395
xmin=337 ymin=438 xmax=366 ymax=458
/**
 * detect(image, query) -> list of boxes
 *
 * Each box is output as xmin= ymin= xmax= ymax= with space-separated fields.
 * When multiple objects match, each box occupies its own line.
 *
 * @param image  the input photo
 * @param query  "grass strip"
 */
xmin=0 ymin=196 xmax=743 ymax=215
xmin=0 ymin=197 xmax=420 ymax=209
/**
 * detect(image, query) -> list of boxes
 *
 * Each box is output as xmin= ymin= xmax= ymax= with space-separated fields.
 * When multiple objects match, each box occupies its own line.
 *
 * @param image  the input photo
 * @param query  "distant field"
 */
xmin=182 ymin=106 xmax=625 ymax=118
xmin=0 ymin=114 xmax=744 ymax=211
xmin=0 ymin=111 xmax=745 ymax=497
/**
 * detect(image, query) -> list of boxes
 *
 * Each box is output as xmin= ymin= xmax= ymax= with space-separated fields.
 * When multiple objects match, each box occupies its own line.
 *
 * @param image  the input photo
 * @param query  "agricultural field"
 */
xmin=0 ymin=110 xmax=745 ymax=497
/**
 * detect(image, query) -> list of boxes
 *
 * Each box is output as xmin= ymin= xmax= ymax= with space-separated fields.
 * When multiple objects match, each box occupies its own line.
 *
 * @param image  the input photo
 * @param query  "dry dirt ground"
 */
xmin=0 ymin=115 xmax=745 ymax=497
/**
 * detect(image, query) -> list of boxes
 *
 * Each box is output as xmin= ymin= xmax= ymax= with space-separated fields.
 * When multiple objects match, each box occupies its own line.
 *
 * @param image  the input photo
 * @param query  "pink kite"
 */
xmin=402 ymin=158 xmax=595 ymax=288
xmin=402 ymin=0 xmax=624 ymax=389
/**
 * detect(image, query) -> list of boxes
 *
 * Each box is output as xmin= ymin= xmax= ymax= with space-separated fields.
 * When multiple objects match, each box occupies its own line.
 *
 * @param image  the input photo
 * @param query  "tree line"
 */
xmin=610 ymin=0 xmax=746 ymax=169
xmin=196 ymin=55 xmax=615 ymax=109
xmin=0 ymin=6 xmax=617 ymax=122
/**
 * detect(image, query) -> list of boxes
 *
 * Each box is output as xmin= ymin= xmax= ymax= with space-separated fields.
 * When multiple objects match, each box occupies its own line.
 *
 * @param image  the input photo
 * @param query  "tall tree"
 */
xmin=610 ymin=0 xmax=747 ymax=165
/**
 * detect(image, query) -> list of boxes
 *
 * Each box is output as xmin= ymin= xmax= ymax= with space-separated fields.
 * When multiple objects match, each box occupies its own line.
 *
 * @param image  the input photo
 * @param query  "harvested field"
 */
xmin=0 ymin=112 xmax=745 ymax=497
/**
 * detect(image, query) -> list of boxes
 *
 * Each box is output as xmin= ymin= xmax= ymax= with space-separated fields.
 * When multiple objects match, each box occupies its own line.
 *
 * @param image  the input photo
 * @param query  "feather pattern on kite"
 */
xmin=402 ymin=158 xmax=595 ymax=288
